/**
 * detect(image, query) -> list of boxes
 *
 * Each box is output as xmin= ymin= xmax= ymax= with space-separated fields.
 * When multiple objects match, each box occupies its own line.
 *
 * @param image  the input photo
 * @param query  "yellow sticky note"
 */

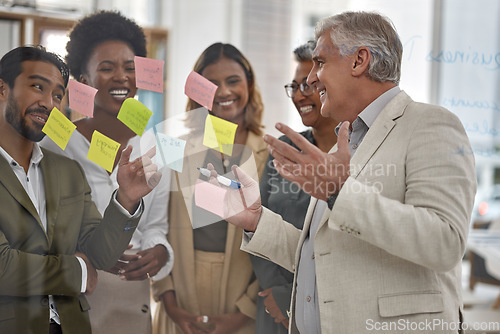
xmin=117 ymin=98 xmax=153 ymax=136
xmin=203 ymin=114 xmax=238 ymax=156
xmin=87 ymin=131 xmax=121 ymax=172
xmin=42 ymin=107 xmax=76 ymax=150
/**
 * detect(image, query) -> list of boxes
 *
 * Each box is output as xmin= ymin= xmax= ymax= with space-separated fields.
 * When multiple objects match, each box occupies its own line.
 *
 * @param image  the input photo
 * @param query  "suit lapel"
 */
xmin=0 ymin=153 xmax=45 ymax=233
xmin=316 ymin=91 xmax=412 ymax=232
xmin=350 ymin=91 xmax=411 ymax=177
xmin=40 ymin=149 xmax=59 ymax=246
xmin=219 ymin=222 xmax=236 ymax=313
xmin=178 ymin=135 xmax=209 ymax=226
xmin=294 ymin=197 xmax=318 ymax=264
xmin=246 ymin=131 xmax=268 ymax=177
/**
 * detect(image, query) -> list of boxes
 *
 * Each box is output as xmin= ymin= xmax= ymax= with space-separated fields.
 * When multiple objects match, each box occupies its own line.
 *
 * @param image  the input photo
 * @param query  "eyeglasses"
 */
xmin=284 ymin=81 xmax=314 ymax=98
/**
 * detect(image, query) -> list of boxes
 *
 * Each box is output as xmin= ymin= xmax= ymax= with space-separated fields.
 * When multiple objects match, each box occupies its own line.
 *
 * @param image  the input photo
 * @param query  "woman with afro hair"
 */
xmin=41 ymin=10 xmax=173 ymax=334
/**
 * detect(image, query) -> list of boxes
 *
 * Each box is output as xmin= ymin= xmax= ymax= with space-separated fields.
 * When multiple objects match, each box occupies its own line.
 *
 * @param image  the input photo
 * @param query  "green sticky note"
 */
xmin=203 ymin=114 xmax=238 ymax=156
xmin=42 ymin=107 xmax=76 ymax=150
xmin=87 ymin=130 xmax=121 ymax=172
xmin=117 ymin=98 xmax=153 ymax=136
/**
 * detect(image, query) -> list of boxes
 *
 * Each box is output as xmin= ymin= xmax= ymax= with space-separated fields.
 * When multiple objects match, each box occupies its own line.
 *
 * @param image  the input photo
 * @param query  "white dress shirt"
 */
xmin=41 ymin=130 xmax=174 ymax=279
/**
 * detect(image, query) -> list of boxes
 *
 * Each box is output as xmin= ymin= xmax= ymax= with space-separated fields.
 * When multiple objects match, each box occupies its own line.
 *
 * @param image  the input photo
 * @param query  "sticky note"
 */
xmin=203 ymin=114 xmax=238 ymax=156
xmin=117 ymin=98 xmax=153 ymax=136
xmin=87 ymin=130 xmax=121 ymax=172
xmin=194 ymin=179 xmax=227 ymax=217
xmin=67 ymin=79 xmax=97 ymax=117
xmin=42 ymin=107 xmax=76 ymax=150
xmin=134 ymin=56 xmax=164 ymax=93
xmin=155 ymin=132 xmax=186 ymax=172
xmin=184 ymin=71 xmax=218 ymax=111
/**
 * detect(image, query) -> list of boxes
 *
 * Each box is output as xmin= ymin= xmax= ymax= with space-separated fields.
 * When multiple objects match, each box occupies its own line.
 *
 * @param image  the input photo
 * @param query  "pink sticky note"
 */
xmin=68 ymin=79 xmax=98 ymax=118
xmin=194 ymin=179 xmax=227 ymax=217
xmin=184 ymin=71 xmax=218 ymax=111
xmin=134 ymin=56 xmax=165 ymax=93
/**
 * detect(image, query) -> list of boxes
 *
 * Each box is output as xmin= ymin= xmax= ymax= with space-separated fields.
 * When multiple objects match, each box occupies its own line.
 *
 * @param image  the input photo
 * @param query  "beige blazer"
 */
xmin=243 ymin=91 xmax=476 ymax=334
xmin=152 ymin=131 xmax=268 ymax=334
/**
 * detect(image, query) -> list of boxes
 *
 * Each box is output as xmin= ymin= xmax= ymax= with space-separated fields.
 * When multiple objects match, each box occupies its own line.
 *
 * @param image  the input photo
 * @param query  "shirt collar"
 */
xmin=0 ymin=142 xmax=44 ymax=167
xmin=335 ymin=86 xmax=401 ymax=135
xmin=31 ymin=143 xmax=44 ymax=165
xmin=358 ymin=86 xmax=400 ymax=128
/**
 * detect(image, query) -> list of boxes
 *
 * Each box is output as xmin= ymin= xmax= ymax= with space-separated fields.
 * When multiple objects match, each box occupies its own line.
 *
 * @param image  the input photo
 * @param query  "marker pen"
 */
xmin=197 ymin=167 xmax=242 ymax=189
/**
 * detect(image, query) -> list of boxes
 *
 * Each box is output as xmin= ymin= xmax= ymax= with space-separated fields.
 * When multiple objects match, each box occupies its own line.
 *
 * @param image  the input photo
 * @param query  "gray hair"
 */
xmin=315 ymin=11 xmax=402 ymax=85
xmin=293 ymin=40 xmax=316 ymax=62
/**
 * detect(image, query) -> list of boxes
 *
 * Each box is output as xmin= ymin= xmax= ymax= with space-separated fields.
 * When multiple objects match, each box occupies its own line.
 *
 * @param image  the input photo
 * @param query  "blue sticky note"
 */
xmin=155 ymin=132 xmax=186 ymax=172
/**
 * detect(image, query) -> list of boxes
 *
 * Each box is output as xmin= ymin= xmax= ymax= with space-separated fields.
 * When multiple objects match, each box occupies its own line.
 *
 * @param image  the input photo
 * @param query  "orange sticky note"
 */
xmin=194 ymin=179 xmax=227 ymax=218
xmin=117 ymin=98 xmax=153 ymax=136
xmin=203 ymin=114 xmax=238 ymax=156
xmin=68 ymin=79 xmax=97 ymax=117
xmin=134 ymin=56 xmax=164 ymax=93
xmin=184 ymin=71 xmax=218 ymax=111
xmin=87 ymin=130 xmax=121 ymax=172
xmin=42 ymin=107 xmax=76 ymax=150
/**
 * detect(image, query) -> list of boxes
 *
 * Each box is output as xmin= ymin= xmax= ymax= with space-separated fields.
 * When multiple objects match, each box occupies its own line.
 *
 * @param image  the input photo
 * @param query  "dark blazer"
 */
xmin=0 ymin=147 xmax=140 ymax=334
xmin=251 ymin=130 xmax=314 ymax=334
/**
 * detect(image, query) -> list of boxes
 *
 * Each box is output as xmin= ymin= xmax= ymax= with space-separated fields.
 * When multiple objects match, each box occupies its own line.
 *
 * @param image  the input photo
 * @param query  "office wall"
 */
xmin=163 ymin=0 xmax=293 ymax=138
xmin=240 ymin=0 xmax=292 ymax=136
xmin=2 ymin=0 xmax=500 ymax=188
xmin=0 ymin=19 xmax=21 ymax=56
xmin=438 ymin=0 xmax=500 ymax=156
xmin=163 ymin=0 xmax=240 ymax=120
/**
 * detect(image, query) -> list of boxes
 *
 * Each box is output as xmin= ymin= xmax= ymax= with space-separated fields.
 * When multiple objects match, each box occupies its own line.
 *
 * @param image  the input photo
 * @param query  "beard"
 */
xmin=5 ymin=94 xmax=47 ymax=142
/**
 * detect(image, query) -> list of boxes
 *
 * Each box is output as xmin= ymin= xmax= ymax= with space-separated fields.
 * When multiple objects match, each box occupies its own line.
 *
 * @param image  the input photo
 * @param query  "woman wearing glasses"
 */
xmin=250 ymin=41 xmax=338 ymax=334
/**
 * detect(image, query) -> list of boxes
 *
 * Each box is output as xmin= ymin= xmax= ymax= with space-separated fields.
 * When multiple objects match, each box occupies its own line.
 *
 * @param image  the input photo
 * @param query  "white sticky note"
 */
xmin=155 ymin=132 xmax=186 ymax=172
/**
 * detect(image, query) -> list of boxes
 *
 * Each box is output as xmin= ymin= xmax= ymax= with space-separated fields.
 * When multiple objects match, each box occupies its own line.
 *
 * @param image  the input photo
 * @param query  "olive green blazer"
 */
xmin=0 ymin=148 xmax=140 ymax=334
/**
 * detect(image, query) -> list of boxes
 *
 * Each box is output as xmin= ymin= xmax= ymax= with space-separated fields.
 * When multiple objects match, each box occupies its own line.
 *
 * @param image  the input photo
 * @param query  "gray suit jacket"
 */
xmin=243 ymin=91 xmax=476 ymax=333
xmin=0 ymin=148 xmax=140 ymax=334
xmin=251 ymin=130 xmax=315 ymax=334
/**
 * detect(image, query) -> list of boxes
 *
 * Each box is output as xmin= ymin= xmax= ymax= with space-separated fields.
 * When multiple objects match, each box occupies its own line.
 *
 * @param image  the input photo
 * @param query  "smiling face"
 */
xmin=308 ymin=32 xmax=357 ymax=122
xmin=81 ymin=40 xmax=137 ymax=116
xmin=291 ymin=61 xmax=323 ymax=128
xmin=201 ymin=57 xmax=249 ymax=125
xmin=1 ymin=60 xmax=64 ymax=142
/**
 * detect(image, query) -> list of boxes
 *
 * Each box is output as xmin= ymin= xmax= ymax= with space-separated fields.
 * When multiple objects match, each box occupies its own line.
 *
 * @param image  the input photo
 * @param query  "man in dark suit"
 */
xmin=0 ymin=45 xmax=161 ymax=334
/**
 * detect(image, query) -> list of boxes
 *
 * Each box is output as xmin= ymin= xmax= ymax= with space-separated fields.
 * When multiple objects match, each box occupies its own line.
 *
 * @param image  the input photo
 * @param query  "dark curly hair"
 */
xmin=0 ymin=45 xmax=69 ymax=88
xmin=65 ymin=10 xmax=146 ymax=80
xmin=185 ymin=43 xmax=264 ymax=136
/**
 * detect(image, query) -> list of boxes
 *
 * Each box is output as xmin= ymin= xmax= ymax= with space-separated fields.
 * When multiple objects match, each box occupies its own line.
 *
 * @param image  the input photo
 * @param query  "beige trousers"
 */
xmin=153 ymin=250 xmax=225 ymax=334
